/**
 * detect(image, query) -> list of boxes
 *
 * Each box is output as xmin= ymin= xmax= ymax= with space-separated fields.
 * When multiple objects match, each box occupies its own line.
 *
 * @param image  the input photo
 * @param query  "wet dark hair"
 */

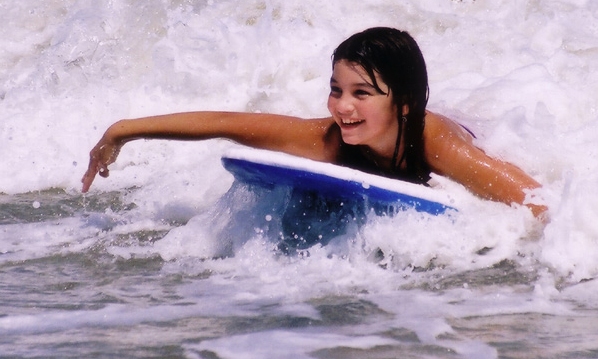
xmin=332 ymin=27 xmax=430 ymax=183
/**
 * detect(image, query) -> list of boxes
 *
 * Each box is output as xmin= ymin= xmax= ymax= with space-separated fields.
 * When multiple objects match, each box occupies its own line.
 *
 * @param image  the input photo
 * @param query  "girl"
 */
xmin=82 ymin=27 xmax=546 ymax=218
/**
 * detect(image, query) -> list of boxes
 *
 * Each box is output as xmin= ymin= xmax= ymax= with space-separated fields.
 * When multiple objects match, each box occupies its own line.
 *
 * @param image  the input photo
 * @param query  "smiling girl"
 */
xmin=82 ymin=27 xmax=546 ymax=218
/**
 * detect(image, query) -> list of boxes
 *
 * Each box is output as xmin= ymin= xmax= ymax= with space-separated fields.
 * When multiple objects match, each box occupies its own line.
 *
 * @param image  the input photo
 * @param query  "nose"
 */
xmin=329 ymin=93 xmax=355 ymax=116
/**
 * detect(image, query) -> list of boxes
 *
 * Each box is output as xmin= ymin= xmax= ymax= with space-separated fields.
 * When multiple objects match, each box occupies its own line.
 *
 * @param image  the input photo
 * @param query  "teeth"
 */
xmin=342 ymin=118 xmax=364 ymax=125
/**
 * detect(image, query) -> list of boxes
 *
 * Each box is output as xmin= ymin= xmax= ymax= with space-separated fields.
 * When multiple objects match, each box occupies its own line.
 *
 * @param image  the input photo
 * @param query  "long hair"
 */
xmin=332 ymin=27 xmax=430 ymax=183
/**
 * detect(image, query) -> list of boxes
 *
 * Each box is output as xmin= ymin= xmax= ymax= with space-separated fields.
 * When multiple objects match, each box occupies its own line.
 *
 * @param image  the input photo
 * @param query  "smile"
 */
xmin=341 ymin=118 xmax=365 ymax=125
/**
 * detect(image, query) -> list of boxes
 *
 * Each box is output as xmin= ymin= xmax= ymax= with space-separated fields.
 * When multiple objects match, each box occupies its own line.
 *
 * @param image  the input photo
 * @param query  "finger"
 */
xmin=81 ymin=154 xmax=100 ymax=192
xmin=81 ymin=156 xmax=106 ymax=191
xmin=98 ymin=166 xmax=110 ymax=178
xmin=81 ymin=163 xmax=111 ymax=192
xmin=81 ymin=169 xmax=97 ymax=193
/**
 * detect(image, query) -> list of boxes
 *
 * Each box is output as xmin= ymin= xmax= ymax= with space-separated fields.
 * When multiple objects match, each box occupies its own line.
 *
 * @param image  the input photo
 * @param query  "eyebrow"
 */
xmin=329 ymin=77 xmax=376 ymax=89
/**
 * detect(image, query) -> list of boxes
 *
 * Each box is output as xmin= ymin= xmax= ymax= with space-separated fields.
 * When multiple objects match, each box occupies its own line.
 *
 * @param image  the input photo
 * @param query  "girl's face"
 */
xmin=327 ymin=60 xmax=399 ymax=155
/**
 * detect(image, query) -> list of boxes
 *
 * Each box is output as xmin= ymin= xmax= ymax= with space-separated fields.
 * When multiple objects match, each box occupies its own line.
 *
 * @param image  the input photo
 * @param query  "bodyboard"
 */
xmin=221 ymin=148 xmax=457 ymax=216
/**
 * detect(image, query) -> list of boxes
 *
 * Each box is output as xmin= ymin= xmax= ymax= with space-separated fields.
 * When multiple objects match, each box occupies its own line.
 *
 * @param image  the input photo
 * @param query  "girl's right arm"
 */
xmin=81 ymin=112 xmax=339 ymax=192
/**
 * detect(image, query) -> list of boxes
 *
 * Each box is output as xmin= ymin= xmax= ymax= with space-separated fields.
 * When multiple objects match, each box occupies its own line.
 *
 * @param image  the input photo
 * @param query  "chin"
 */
xmin=341 ymin=136 xmax=361 ymax=146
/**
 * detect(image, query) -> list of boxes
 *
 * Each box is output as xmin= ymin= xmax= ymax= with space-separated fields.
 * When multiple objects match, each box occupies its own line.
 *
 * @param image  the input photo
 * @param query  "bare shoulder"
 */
xmin=272 ymin=116 xmax=342 ymax=162
xmin=309 ymin=117 xmax=343 ymax=162
xmin=423 ymin=111 xmax=474 ymax=144
xmin=422 ymin=111 xmax=479 ymax=176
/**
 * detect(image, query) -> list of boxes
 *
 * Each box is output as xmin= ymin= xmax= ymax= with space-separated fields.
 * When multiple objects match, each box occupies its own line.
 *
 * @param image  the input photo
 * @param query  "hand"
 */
xmin=81 ymin=136 xmax=122 ymax=193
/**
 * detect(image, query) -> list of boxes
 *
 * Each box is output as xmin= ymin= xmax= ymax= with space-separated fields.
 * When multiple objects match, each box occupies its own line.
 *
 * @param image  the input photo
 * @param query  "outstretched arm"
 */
xmin=423 ymin=113 xmax=546 ymax=218
xmin=81 ymin=112 xmax=339 ymax=192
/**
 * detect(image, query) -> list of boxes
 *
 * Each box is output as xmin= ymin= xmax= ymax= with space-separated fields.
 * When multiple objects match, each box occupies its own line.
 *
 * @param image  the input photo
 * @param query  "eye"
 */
xmin=329 ymin=85 xmax=342 ymax=98
xmin=354 ymin=89 xmax=372 ymax=98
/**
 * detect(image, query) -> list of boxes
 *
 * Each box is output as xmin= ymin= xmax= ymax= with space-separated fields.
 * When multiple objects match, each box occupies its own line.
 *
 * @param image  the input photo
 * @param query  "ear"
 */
xmin=402 ymin=104 xmax=410 ymax=116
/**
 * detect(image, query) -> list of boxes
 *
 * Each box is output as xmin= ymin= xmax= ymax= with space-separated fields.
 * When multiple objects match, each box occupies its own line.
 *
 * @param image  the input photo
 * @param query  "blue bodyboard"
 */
xmin=222 ymin=149 xmax=457 ymax=216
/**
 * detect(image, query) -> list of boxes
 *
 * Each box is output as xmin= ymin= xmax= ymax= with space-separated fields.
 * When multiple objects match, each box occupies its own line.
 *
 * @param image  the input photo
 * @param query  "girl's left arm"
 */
xmin=423 ymin=112 xmax=546 ymax=218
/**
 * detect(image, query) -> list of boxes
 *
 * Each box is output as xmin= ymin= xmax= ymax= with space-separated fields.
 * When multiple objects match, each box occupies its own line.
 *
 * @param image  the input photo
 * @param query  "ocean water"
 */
xmin=1 ymin=0 xmax=598 ymax=358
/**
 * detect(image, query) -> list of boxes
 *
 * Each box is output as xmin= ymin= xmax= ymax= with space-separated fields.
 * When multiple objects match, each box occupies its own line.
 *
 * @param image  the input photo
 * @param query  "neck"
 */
xmin=361 ymin=119 xmax=406 ymax=173
xmin=360 ymin=146 xmax=389 ymax=169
